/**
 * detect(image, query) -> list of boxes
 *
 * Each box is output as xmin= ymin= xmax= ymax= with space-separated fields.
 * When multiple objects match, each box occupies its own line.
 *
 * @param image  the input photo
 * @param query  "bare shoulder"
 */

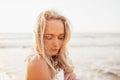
xmin=24 ymin=54 xmax=52 ymax=80
xmin=26 ymin=53 xmax=44 ymax=65
xmin=26 ymin=53 xmax=49 ymax=71
xmin=25 ymin=54 xmax=48 ymax=74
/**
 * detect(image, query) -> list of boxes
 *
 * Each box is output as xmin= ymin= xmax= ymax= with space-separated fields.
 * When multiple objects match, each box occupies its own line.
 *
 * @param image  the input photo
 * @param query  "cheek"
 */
xmin=60 ymin=41 xmax=64 ymax=47
xmin=44 ymin=41 xmax=51 ymax=49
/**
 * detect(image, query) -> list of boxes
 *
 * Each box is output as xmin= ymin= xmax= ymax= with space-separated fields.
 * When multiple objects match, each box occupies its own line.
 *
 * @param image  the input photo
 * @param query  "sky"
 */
xmin=0 ymin=0 xmax=120 ymax=33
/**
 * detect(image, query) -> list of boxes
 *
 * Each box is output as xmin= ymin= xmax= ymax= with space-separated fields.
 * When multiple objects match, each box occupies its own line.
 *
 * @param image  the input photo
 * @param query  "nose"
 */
xmin=52 ymin=38 xmax=60 ymax=48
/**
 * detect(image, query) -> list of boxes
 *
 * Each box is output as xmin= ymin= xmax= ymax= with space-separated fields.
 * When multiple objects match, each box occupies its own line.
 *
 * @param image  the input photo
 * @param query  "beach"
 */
xmin=0 ymin=33 xmax=120 ymax=80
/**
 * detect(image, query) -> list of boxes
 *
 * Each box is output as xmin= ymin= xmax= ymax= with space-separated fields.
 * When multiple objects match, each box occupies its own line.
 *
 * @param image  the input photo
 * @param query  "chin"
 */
xmin=51 ymin=53 xmax=58 ymax=56
xmin=50 ymin=52 xmax=58 ymax=56
xmin=46 ymin=50 xmax=58 ymax=56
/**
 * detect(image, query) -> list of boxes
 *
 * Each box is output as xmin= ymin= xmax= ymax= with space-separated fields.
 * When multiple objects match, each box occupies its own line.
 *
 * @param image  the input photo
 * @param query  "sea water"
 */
xmin=0 ymin=33 xmax=120 ymax=80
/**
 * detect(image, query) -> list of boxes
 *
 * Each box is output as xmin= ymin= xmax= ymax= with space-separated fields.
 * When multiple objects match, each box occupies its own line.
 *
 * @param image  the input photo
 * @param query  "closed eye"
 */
xmin=44 ymin=35 xmax=53 ymax=40
xmin=58 ymin=35 xmax=65 ymax=40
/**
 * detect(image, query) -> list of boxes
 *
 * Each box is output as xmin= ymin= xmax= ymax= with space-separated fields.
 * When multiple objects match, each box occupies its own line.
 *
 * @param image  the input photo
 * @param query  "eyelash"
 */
xmin=44 ymin=36 xmax=64 ymax=40
xmin=58 ymin=37 xmax=64 ymax=40
xmin=43 ymin=36 xmax=52 ymax=40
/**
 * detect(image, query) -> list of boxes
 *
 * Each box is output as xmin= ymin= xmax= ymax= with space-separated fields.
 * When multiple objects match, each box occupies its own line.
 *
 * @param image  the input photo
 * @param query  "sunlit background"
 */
xmin=0 ymin=0 xmax=120 ymax=80
xmin=0 ymin=0 xmax=120 ymax=33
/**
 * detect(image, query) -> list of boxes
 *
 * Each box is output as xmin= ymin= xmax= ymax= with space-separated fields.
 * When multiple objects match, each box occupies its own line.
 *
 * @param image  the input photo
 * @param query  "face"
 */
xmin=44 ymin=19 xmax=65 ymax=56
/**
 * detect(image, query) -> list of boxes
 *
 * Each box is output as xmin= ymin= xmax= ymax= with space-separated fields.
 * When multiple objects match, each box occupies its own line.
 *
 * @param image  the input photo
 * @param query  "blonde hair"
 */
xmin=34 ymin=10 xmax=73 ymax=78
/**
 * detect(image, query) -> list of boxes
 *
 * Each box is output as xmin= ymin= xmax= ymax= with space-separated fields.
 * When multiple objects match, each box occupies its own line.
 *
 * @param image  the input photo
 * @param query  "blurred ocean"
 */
xmin=0 ymin=33 xmax=120 ymax=80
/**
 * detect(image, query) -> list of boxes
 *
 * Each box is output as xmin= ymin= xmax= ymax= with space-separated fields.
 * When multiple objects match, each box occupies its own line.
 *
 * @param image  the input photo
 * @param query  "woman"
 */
xmin=24 ymin=10 xmax=77 ymax=80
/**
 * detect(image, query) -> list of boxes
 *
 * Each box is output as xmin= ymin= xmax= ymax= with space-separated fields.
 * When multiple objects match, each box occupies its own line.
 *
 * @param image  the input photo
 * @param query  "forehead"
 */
xmin=44 ymin=20 xmax=64 ymax=35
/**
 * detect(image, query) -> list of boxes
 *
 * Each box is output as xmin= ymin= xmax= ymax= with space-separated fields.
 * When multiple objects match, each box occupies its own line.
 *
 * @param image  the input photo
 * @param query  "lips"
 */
xmin=52 ymin=49 xmax=59 ymax=52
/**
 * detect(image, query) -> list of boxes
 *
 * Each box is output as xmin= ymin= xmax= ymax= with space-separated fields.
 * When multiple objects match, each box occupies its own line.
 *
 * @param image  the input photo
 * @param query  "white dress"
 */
xmin=54 ymin=69 xmax=64 ymax=80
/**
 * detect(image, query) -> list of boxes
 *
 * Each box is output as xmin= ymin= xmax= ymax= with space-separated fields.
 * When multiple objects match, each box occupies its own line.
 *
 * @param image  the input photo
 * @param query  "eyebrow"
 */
xmin=44 ymin=33 xmax=64 ymax=36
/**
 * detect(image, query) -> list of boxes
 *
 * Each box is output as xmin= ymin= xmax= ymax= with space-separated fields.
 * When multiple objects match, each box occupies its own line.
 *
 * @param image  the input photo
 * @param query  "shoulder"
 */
xmin=25 ymin=49 xmax=45 ymax=65
xmin=24 ymin=53 xmax=52 ymax=80
xmin=26 ymin=53 xmax=47 ymax=70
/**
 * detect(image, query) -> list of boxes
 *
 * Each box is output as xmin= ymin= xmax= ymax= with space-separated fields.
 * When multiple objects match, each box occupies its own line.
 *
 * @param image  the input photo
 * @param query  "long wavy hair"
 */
xmin=34 ymin=10 xmax=74 ymax=79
